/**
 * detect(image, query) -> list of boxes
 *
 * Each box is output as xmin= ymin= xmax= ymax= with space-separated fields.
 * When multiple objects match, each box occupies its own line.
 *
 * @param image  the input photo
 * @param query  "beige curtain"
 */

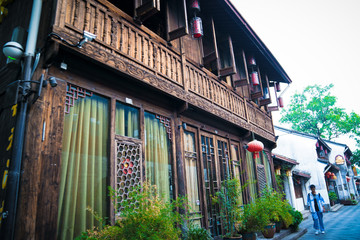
xmin=115 ymin=102 xmax=139 ymax=138
xmin=246 ymin=152 xmax=257 ymax=201
xmin=58 ymin=94 xmax=109 ymax=240
xmin=144 ymin=112 xmax=171 ymax=200
xmin=184 ymin=131 xmax=200 ymax=213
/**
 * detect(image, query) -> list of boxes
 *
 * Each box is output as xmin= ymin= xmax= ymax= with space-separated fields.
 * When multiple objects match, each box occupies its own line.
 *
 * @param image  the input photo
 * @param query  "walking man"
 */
xmin=307 ymin=184 xmax=326 ymax=235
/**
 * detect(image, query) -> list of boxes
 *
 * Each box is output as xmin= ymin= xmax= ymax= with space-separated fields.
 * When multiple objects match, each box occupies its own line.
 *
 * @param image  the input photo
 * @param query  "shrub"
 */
xmin=183 ymin=222 xmax=213 ymax=240
xmin=328 ymin=192 xmax=337 ymax=202
xmin=77 ymin=182 xmax=187 ymax=240
xmin=289 ymin=209 xmax=303 ymax=232
xmin=240 ymin=197 xmax=270 ymax=233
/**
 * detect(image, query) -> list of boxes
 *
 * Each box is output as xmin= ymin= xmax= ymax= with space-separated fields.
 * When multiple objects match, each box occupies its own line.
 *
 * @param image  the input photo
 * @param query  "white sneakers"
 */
xmin=315 ymin=230 xmax=319 ymax=235
xmin=321 ymin=231 xmax=325 ymax=234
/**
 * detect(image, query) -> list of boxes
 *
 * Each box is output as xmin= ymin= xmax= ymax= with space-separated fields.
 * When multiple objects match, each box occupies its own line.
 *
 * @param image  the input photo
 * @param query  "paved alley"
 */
xmin=298 ymin=204 xmax=360 ymax=240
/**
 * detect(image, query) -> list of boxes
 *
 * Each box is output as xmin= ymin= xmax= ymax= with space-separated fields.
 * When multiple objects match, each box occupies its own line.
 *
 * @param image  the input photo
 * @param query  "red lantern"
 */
xmin=248 ymin=56 xmax=256 ymax=66
xmin=191 ymin=17 xmax=203 ymax=38
xmin=320 ymin=145 xmax=323 ymax=150
xmin=247 ymin=139 xmax=264 ymax=158
xmin=190 ymin=0 xmax=200 ymax=12
xmin=275 ymin=82 xmax=281 ymax=92
xmin=251 ymin=71 xmax=259 ymax=86
xmin=346 ymin=176 xmax=351 ymax=182
xmin=278 ymin=97 xmax=284 ymax=108
xmin=316 ymin=142 xmax=319 ymax=147
xmin=325 ymin=149 xmax=327 ymax=154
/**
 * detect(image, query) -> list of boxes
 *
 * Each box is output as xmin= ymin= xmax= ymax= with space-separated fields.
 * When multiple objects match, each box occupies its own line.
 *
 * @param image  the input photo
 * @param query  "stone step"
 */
xmin=330 ymin=203 xmax=344 ymax=212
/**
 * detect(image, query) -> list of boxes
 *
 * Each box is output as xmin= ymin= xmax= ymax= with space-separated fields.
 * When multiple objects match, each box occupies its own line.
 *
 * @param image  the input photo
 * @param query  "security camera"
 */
xmin=3 ymin=41 xmax=24 ymax=61
xmin=77 ymin=31 xmax=96 ymax=48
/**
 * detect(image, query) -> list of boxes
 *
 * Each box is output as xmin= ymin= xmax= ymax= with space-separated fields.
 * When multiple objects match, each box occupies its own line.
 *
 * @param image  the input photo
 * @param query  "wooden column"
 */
xmin=15 ymin=76 xmax=66 ymax=240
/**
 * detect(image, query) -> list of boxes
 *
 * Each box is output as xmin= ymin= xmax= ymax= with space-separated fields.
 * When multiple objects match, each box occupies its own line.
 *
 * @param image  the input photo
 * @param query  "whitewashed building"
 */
xmin=273 ymin=126 xmax=356 ymax=211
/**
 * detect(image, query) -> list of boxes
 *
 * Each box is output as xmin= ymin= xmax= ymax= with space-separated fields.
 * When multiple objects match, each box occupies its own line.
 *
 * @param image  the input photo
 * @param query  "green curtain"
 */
xmin=183 ymin=131 xmax=200 ymax=213
xmin=263 ymin=151 xmax=273 ymax=188
xmin=230 ymin=144 xmax=243 ymax=205
xmin=115 ymin=102 xmax=139 ymax=138
xmin=246 ymin=152 xmax=257 ymax=201
xmin=144 ymin=112 xmax=172 ymax=200
xmin=58 ymin=94 xmax=109 ymax=240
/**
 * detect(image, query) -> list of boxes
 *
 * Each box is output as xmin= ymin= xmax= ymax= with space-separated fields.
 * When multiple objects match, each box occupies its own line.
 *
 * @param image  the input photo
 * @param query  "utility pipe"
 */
xmin=1 ymin=0 xmax=42 ymax=239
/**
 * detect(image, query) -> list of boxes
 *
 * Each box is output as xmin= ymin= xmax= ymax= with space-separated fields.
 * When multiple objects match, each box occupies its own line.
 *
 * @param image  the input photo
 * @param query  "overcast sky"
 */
xmin=230 ymin=0 xmax=360 ymax=148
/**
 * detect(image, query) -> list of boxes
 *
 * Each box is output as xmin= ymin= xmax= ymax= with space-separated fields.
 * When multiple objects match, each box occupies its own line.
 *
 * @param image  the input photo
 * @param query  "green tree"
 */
xmin=280 ymin=84 xmax=360 ymax=165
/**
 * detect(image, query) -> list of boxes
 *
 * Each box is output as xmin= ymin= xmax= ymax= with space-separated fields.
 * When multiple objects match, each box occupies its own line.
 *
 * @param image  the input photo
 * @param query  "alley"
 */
xmin=299 ymin=204 xmax=360 ymax=240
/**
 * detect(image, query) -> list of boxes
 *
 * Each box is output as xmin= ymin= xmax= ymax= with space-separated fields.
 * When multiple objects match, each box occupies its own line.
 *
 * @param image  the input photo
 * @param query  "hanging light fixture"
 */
xmin=190 ymin=0 xmax=200 ymax=12
xmin=191 ymin=17 xmax=203 ymax=38
xmin=275 ymin=166 xmax=281 ymax=175
xmin=248 ymin=56 xmax=256 ymax=66
xmin=251 ymin=71 xmax=259 ymax=86
xmin=275 ymin=82 xmax=281 ymax=92
xmin=246 ymin=139 xmax=264 ymax=158
xmin=278 ymin=97 xmax=284 ymax=108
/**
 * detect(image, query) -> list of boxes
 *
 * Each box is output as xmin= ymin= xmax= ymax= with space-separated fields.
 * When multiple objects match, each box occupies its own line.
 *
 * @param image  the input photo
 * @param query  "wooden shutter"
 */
xmin=135 ymin=0 xmax=160 ymax=23
xmin=259 ymin=75 xmax=271 ymax=106
xmin=234 ymin=50 xmax=250 ymax=87
xmin=219 ymin=35 xmax=236 ymax=77
xmin=202 ymin=18 xmax=219 ymax=68
xmin=256 ymin=164 xmax=267 ymax=196
xmin=167 ymin=0 xmax=188 ymax=41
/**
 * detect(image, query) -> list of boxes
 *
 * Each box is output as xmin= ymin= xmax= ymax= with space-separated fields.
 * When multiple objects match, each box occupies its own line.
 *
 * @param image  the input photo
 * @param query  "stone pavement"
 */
xmin=298 ymin=203 xmax=360 ymax=240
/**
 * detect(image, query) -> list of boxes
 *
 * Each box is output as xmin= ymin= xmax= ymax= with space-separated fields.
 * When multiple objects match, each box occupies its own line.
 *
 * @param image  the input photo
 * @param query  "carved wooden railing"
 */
xmin=53 ymin=0 xmax=273 ymax=136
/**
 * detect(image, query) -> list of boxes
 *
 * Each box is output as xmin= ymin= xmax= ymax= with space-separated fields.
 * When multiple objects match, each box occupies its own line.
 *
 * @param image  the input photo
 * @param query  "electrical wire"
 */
xmin=48 ymin=32 xmax=84 ymax=48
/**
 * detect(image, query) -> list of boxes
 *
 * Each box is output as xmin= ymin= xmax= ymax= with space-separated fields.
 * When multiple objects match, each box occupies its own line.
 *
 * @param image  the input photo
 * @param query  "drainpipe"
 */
xmin=1 ymin=0 xmax=42 ymax=239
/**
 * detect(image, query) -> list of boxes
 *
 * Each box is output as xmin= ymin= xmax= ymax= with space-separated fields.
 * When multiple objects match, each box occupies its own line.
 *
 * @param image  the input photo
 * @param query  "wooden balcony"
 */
xmin=52 ymin=0 xmax=275 ymax=141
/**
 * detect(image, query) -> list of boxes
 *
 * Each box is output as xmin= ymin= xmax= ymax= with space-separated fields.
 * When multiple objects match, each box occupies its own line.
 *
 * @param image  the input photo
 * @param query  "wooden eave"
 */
xmin=207 ymin=0 xmax=292 ymax=84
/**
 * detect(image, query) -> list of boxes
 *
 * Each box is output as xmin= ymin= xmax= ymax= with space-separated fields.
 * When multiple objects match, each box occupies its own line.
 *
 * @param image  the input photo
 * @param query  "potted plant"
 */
xmin=216 ymin=178 xmax=243 ymax=240
xmin=239 ymin=197 xmax=270 ymax=240
xmin=183 ymin=221 xmax=213 ymax=240
xmin=328 ymin=192 xmax=337 ymax=206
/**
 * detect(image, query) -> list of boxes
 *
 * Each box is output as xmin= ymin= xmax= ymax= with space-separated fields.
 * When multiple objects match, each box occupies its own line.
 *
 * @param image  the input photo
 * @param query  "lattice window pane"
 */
xmin=115 ymin=140 xmax=142 ymax=215
xmin=257 ymin=164 xmax=267 ymax=195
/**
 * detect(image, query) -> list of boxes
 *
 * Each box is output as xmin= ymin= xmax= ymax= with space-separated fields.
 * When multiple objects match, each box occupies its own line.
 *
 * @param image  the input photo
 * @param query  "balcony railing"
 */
xmin=53 ymin=0 xmax=274 ymax=138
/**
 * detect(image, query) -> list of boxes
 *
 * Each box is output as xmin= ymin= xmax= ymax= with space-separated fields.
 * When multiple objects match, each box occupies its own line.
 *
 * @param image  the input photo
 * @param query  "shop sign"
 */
xmin=335 ymin=155 xmax=345 ymax=165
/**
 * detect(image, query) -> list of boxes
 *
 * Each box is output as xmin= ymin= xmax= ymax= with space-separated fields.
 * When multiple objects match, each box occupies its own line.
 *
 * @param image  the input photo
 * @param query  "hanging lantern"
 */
xmin=286 ymin=170 xmax=291 ymax=177
xmin=278 ymin=97 xmax=284 ymax=108
xmin=246 ymin=139 xmax=264 ymax=158
xmin=320 ymin=145 xmax=323 ymax=150
xmin=332 ymin=175 xmax=337 ymax=180
xmin=331 ymin=172 xmax=335 ymax=177
xmin=190 ymin=0 xmax=200 ymax=12
xmin=248 ymin=56 xmax=256 ymax=66
xmin=275 ymin=166 xmax=281 ymax=175
xmin=275 ymin=82 xmax=281 ymax=92
xmin=325 ymin=149 xmax=327 ymax=154
xmin=251 ymin=71 xmax=260 ymax=86
xmin=191 ymin=17 xmax=203 ymax=38
xmin=346 ymin=176 xmax=351 ymax=182
xmin=316 ymin=142 xmax=319 ymax=148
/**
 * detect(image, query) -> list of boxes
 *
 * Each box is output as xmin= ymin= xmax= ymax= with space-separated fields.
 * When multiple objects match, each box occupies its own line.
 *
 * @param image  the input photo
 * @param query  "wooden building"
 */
xmin=0 ymin=0 xmax=291 ymax=239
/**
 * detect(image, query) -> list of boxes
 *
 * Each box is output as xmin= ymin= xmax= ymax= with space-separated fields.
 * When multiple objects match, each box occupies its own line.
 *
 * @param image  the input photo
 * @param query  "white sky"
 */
xmin=230 ymin=0 xmax=360 ymax=149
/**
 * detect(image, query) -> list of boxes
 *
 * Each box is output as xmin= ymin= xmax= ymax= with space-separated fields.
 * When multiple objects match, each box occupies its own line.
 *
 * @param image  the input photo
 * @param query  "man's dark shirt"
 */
xmin=313 ymin=193 xmax=319 ymax=211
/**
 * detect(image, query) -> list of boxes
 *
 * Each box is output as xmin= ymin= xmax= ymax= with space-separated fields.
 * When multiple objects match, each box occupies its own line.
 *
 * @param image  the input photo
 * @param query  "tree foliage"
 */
xmin=280 ymin=84 xmax=360 ymax=165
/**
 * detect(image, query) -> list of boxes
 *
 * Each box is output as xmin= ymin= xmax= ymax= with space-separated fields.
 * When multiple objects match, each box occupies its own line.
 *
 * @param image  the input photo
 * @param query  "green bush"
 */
xmin=240 ymin=197 xmax=270 ymax=233
xmin=289 ymin=209 xmax=303 ymax=232
xmin=328 ymin=192 xmax=338 ymax=202
xmin=77 ymin=182 xmax=187 ymax=240
xmin=183 ymin=222 xmax=213 ymax=240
